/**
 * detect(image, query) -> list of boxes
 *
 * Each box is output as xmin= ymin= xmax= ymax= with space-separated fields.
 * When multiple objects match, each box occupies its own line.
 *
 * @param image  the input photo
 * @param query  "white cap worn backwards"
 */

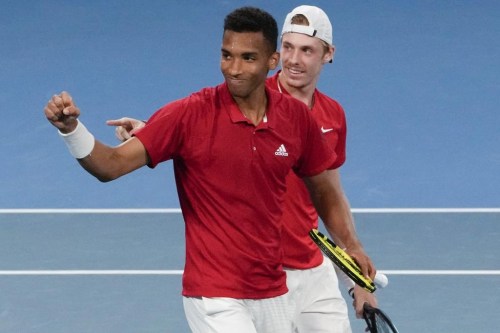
xmin=281 ymin=5 xmax=333 ymax=46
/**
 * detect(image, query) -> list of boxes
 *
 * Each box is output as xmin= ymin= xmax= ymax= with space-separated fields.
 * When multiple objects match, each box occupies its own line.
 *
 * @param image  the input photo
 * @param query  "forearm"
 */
xmin=59 ymin=120 xmax=148 ymax=182
xmin=323 ymin=189 xmax=360 ymax=250
xmin=76 ymin=139 xmax=147 ymax=182
xmin=307 ymin=170 xmax=361 ymax=250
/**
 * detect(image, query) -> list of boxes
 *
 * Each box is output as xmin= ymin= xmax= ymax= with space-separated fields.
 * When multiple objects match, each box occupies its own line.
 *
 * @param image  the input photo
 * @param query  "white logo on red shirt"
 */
xmin=321 ymin=126 xmax=334 ymax=133
xmin=275 ymin=144 xmax=289 ymax=157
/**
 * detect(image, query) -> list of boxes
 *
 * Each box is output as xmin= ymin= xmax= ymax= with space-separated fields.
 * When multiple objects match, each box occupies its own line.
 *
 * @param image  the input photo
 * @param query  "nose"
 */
xmin=288 ymin=49 xmax=300 ymax=65
xmin=228 ymin=58 xmax=242 ymax=76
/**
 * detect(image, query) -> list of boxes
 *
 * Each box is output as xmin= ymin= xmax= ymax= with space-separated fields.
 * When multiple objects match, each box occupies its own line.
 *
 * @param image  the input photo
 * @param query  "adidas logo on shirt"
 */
xmin=275 ymin=144 xmax=289 ymax=157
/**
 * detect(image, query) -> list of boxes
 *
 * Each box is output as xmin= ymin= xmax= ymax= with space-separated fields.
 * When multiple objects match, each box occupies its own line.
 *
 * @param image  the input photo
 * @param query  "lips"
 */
xmin=285 ymin=67 xmax=305 ymax=77
xmin=288 ymin=68 xmax=303 ymax=74
xmin=227 ymin=80 xmax=247 ymax=94
xmin=226 ymin=77 xmax=248 ymax=96
xmin=228 ymin=77 xmax=245 ymax=84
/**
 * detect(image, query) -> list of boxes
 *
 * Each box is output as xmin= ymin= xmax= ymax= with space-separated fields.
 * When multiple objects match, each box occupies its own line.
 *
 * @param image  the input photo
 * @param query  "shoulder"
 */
xmin=186 ymin=85 xmax=221 ymax=104
xmin=147 ymin=85 xmax=222 ymax=124
xmin=315 ymin=90 xmax=344 ymax=113
xmin=167 ymin=84 xmax=224 ymax=110
xmin=268 ymin=88 xmax=312 ymax=121
xmin=267 ymin=87 xmax=306 ymax=111
xmin=313 ymin=90 xmax=346 ymax=127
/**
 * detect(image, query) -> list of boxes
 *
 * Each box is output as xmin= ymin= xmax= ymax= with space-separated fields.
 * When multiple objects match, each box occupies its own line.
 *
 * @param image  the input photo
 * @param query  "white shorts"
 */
xmin=285 ymin=256 xmax=352 ymax=333
xmin=183 ymin=294 xmax=294 ymax=333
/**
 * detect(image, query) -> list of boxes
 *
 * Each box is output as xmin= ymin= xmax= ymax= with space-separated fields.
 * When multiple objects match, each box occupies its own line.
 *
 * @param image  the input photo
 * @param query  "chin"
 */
xmin=283 ymin=72 xmax=305 ymax=84
xmin=285 ymin=77 xmax=307 ymax=90
xmin=227 ymin=86 xmax=248 ymax=98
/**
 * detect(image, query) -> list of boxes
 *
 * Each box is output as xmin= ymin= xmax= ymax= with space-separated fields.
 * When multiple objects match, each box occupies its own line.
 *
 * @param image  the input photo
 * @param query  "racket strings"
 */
xmin=363 ymin=306 xmax=399 ymax=333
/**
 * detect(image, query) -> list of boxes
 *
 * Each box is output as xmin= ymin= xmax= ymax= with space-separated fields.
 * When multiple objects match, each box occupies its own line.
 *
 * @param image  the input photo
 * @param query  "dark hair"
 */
xmin=223 ymin=7 xmax=278 ymax=52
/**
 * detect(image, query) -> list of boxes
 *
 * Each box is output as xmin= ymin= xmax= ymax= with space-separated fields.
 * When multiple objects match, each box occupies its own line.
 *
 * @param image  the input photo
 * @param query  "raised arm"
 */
xmin=44 ymin=92 xmax=149 ymax=182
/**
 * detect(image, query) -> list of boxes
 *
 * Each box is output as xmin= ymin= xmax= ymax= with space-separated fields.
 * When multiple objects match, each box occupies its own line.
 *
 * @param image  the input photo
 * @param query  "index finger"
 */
xmin=106 ymin=118 xmax=129 ymax=126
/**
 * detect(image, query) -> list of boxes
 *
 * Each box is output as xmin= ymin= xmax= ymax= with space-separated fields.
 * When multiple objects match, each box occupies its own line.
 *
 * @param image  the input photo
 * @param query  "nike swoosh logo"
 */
xmin=321 ymin=127 xmax=334 ymax=133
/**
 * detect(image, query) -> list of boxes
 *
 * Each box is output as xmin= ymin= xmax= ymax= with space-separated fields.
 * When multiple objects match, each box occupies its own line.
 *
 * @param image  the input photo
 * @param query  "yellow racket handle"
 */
xmin=310 ymin=228 xmax=376 ymax=292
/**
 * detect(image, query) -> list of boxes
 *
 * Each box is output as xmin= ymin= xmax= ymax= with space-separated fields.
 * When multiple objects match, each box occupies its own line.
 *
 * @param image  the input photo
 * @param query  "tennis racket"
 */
xmin=362 ymin=302 xmax=400 ymax=333
xmin=309 ymin=228 xmax=386 ymax=292
xmin=348 ymin=289 xmax=400 ymax=333
xmin=310 ymin=228 xmax=399 ymax=332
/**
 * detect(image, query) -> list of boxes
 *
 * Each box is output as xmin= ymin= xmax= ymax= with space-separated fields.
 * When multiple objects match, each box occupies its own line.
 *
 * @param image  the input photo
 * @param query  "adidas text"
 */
xmin=275 ymin=144 xmax=289 ymax=157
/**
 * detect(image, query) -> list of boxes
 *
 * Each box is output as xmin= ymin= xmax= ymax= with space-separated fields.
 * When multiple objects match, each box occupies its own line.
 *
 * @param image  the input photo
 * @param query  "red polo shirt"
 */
xmin=267 ymin=72 xmax=347 ymax=269
xmin=135 ymin=82 xmax=336 ymax=298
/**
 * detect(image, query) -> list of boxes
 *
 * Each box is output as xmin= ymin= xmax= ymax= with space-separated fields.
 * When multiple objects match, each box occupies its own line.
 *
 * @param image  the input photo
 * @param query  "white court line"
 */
xmin=0 ymin=270 xmax=184 ymax=276
xmin=0 ymin=270 xmax=499 ymax=276
xmin=0 ymin=208 xmax=182 ymax=214
xmin=352 ymin=208 xmax=500 ymax=213
xmin=381 ymin=270 xmax=500 ymax=276
xmin=1 ymin=208 xmax=499 ymax=214
xmin=2 ymin=211 xmax=496 ymax=277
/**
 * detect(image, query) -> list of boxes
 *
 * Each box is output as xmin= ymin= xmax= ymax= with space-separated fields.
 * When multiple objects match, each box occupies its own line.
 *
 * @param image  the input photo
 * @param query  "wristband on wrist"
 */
xmin=58 ymin=120 xmax=95 ymax=159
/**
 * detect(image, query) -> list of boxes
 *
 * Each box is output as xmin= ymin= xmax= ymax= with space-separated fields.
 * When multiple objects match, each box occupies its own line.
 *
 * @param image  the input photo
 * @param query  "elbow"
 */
xmin=77 ymin=147 xmax=140 ymax=183
xmin=96 ymin=175 xmax=114 ymax=183
xmin=90 ymin=170 xmax=120 ymax=183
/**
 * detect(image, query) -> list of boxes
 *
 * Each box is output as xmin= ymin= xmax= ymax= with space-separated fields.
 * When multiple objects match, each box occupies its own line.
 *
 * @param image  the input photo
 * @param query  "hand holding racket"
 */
xmin=309 ymin=228 xmax=399 ymax=332
xmin=348 ymin=289 xmax=399 ymax=333
xmin=309 ymin=228 xmax=384 ymax=292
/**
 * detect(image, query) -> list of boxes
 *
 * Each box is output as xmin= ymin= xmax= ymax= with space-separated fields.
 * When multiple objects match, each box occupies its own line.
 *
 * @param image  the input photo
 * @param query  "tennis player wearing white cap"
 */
xmin=274 ymin=5 xmax=377 ymax=333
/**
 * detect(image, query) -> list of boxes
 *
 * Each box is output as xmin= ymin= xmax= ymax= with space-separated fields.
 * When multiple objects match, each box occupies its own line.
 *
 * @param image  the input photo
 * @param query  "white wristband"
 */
xmin=58 ymin=120 xmax=95 ymax=159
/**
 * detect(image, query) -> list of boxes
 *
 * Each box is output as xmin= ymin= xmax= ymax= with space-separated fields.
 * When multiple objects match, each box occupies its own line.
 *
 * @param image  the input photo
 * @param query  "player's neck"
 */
xmin=278 ymin=72 xmax=317 ymax=109
xmin=234 ymin=90 xmax=268 ymax=126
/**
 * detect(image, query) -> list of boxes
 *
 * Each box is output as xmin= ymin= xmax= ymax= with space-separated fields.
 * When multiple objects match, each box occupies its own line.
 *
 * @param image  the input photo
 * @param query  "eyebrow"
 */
xmin=282 ymin=40 xmax=315 ymax=48
xmin=221 ymin=48 xmax=259 ymax=58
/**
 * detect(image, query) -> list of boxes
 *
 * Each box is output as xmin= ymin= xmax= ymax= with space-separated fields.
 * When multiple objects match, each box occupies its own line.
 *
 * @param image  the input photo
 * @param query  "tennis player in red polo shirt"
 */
xmin=45 ymin=6 xmax=375 ymax=333
xmin=271 ymin=6 xmax=377 ymax=332
xmin=109 ymin=6 xmax=379 ymax=332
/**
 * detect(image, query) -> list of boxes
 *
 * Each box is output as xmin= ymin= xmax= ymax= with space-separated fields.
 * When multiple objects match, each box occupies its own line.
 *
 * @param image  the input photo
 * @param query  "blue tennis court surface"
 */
xmin=1 ymin=209 xmax=498 ymax=332
xmin=2 ymin=1 xmax=499 ymax=332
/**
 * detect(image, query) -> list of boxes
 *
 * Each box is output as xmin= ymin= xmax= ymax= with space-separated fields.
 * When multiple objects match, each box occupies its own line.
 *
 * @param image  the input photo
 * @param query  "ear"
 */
xmin=269 ymin=51 xmax=280 ymax=70
xmin=324 ymin=45 xmax=335 ymax=64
